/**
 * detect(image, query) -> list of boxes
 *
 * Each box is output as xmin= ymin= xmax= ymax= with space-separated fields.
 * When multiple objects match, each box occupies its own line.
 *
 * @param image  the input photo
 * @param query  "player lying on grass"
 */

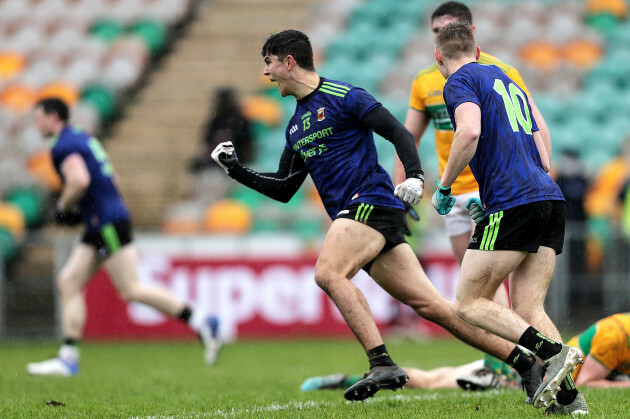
xmin=566 ymin=312 xmax=630 ymax=388
xmin=301 ymin=359 xmax=518 ymax=392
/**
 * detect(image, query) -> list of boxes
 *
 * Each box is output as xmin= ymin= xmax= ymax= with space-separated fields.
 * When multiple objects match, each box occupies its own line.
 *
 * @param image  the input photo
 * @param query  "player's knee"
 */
xmin=56 ymin=271 xmax=80 ymax=298
xmin=116 ymin=285 xmax=139 ymax=303
xmin=411 ymin=299 xmax=443 ymax=321
xmin=453 ymin=298 xmax=472 ymax=322
xmin=511 ymin=301 xmax=539 ymax=323
xmin=314 ymin=268 xmax=335 ymax=293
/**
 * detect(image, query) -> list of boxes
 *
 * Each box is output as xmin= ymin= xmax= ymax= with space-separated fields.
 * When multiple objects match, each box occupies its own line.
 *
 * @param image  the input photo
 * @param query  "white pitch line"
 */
xmin=131 ymin=389 xmax=507 ymax=419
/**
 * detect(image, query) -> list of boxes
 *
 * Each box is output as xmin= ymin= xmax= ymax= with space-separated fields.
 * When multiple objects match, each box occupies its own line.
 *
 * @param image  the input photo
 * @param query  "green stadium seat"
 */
xmin=81 ymin=84 xmax=117 ymax=121
xmin=0 ymin=226 xmax=17 ymax=262
xmin=292 ymin=218 xmax=323 ymax=240
xmin=251 ymin=217 xmax=281 ymax=233
xmin=5 ymin=188 xmax=43 ymax=228
xmin=90 ymin=19 xmax=125 ymax=44
xmin=230 ymin=185 xmax=262 ymax=208
xmin=131 ymin=19 xmax=168 ymax=57
xmin=586 ymin=12 xmax=620 ymax=35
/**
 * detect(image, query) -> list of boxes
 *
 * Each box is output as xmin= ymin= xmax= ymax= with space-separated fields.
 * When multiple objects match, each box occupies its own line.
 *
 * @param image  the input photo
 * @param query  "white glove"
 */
xmin=394 ymin=177 xmax=424 ymax=205
xmin=211 ymin=141 xmax=235 ymax=173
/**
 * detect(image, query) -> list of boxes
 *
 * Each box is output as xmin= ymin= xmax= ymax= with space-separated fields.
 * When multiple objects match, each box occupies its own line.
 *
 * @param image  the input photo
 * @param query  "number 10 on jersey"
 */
xmin=493 ymin=79 xmax=532 ymax=135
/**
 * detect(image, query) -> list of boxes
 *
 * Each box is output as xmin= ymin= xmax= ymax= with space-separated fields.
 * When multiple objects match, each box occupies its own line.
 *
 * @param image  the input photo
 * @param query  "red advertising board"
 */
xmin=84 ymin=253 xmax=460 ymax=340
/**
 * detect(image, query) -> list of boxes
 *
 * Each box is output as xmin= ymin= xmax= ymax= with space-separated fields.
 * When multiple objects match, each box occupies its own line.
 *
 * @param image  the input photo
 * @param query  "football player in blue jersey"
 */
xmin=26 ymin=98 xmax=222 ymax=377
xmin=212 ymin=29 xmax=544 ymax=402
xmin=432 ymin=21 xmax=587 ymax=415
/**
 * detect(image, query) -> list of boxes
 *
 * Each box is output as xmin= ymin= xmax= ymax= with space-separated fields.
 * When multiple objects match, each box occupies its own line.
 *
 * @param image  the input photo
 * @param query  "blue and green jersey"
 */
xmin=443 ymin=63 xmax=564 ymax=215
xmin=51 ymin=126 xmax=130 ymax=232
xmin=285 ymin=78 xmax=404 ymax=219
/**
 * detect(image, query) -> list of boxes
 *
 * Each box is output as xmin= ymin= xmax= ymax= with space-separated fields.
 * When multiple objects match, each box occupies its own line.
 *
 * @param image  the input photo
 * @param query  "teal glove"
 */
xmin=431 ymin=180 xmax=456 ymax=215
xmin=465 ymin=197 xmax=485 ymax=223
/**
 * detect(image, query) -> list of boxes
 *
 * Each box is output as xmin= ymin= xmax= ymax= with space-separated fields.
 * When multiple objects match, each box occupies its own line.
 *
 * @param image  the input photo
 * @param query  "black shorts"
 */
xmin=81 ymin=220 xmax=133 ymax=260
xmin=468 ymin=200 xmax=565 ymax=254
xmin=336 ymin=203 xmax=407 ymax=273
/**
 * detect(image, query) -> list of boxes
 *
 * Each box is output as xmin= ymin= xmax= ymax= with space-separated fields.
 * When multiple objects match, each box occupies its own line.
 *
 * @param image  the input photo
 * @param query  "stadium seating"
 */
xmin=0 ymin=0 xmax=199 ymax=261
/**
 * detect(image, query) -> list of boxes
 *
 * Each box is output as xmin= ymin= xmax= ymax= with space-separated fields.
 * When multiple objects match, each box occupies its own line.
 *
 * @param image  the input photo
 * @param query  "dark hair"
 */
xmin=435 ymin=21 xmax=476 ymax=60
xmin=36 ymin=97 xmax=69 ymax=122
xmin=431 ymin=1 xmax=473 ymax=24
xmin=261 ymin=29 xmax=315 ymax=71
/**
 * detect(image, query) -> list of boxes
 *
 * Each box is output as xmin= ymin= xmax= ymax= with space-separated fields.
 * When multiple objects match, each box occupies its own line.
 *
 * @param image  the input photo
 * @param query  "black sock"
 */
xmin=506 ymin=346 xmax=535 ymax=375
xmin=518 ymin=326 xmax=562 ymax=360
xmin=63 ymin=338 xmax=78 ymax=346
xmin=178 ymin=307 xmax=193 ymax=322
xmin=557 ymin=375 xmax=578 ymax=405
xmin=367 ymin=344 xmax=395 ymax=368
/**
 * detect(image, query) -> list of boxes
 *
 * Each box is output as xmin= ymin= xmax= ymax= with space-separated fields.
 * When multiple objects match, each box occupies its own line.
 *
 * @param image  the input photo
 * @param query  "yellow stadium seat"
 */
xmin=203 ymin=199 xmax=252 ymax=234
xmin=586 ymin=0 xmax=628 ymax=18
xmin=0 ymin=203 xmax=25 ymax=238
xmin=519 ymin=41 xmax=560 ymax=72
xmin=38 ymin=82 xmax=80 ymax=106
xmin=26 ymin=150 xmax=62 ymax=192
xmin=0 ymin=84 xmax=37 ymax=113
xmin=242 ymin=96 xmax=283 ymax=126
xmin=0 ymin=51 xmax=26 ymax=81
xmin=562 ymin=39 xmax=603 ymax=70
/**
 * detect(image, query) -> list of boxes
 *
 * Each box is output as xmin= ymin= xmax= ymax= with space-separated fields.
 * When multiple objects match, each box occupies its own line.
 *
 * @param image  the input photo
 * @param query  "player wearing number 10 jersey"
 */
xmin=433 ymin=21 xmax=587 ymax=414
xmin=26 ymin=98 xmax=222 ymax=378
xmin=442 ymin=62 xmax=563 ymax=215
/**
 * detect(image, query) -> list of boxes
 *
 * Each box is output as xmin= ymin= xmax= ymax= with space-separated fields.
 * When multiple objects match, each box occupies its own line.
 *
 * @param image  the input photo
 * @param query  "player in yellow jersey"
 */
xmin=567 ymin=313 xmax=630 ymax=387
xmin=396 ymin=1 xmax=551 ymax=266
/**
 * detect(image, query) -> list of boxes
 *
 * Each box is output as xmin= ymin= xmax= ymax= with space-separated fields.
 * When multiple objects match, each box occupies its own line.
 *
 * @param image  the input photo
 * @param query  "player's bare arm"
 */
xmin=440 ymin=102 xmax=480 ymax=188
xmin=575 ymin=356 xmax=629 ymax=388
xmin=529 ymin=99 xmax=551 ymax=161
xmin=58 ymin=154 xmax=91 ymax=211
xmin=533 ymin=131 xmax=550 ymax=173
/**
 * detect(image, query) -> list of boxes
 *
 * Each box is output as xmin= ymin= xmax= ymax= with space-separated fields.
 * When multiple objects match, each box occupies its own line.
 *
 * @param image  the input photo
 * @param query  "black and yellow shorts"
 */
xmin=81 ymin=220 xmax=133 ymax=260
xmin=468 ymin=200 xmax=565 ymax=255
xmin=336 ymin=202 xmax=407 ymax=253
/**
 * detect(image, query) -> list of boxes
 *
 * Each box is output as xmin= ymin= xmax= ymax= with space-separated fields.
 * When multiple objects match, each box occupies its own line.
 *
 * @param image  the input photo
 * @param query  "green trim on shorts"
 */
xmin=101 ymin=223 xmax=121 ymax=253
xmin=355 ymin=203 xmax=374 ymax=224
xmin=480 ymin=211 xmax=503 ymax=250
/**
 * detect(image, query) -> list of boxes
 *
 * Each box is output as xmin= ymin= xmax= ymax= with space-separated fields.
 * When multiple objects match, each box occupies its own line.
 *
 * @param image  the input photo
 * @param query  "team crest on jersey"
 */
xmin=317 ymin=107 xmax=326 ymax=121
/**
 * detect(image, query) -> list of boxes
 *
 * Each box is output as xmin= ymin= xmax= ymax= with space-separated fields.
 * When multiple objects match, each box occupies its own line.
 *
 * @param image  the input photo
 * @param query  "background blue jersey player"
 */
xmin=212 ymin=29 xmax=544 ymax=402
xmin=431 ymin=21 xmax=587 ymax=415
xmin=27 ymin=98 xmax=222 ymax=377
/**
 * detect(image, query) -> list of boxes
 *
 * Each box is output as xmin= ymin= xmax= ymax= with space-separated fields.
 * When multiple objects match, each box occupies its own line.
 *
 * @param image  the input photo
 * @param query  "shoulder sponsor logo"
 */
xmin=317 ymin=107 xmax=325 ymax=121
xmin=289 ymin=124 xmax=298 ymax=135
xmin=428 ymin=89 xmax=442 ymax=97
xmin=301 ymin=111 xmax=312 ymax=120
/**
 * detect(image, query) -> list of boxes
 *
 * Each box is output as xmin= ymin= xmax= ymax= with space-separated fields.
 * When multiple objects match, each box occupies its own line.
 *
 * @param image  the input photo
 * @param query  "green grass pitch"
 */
xmin=0 ymin=338 xmax=628 ymax=417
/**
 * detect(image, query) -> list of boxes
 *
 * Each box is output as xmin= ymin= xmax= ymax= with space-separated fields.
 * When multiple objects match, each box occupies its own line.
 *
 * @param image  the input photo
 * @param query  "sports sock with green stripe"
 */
xmin=367 ymin=344 xmax=395 ymax=368
xmin=556 ymin=375 xmax=578 ymax=405
xmin=518 ymin=326 xmax=562 ymax=360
